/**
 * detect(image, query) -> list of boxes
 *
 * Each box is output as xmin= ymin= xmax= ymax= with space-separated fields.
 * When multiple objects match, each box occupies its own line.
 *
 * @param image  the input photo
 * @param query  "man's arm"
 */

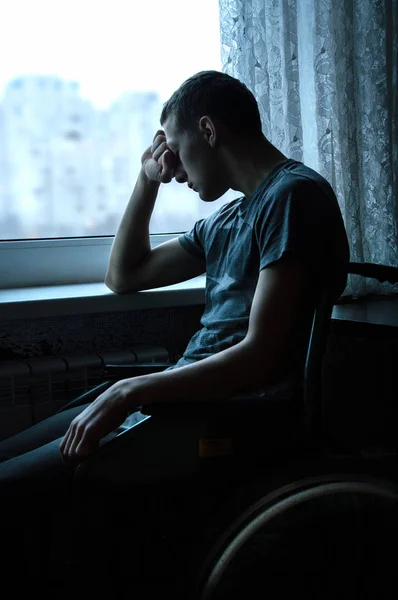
xmin=105 ymin=131 xmax=205 ymax=294
xmin=60 ymin=257 xmax=312 ymax=459
xmin=137 ymin=256 xmax=311 ymax=401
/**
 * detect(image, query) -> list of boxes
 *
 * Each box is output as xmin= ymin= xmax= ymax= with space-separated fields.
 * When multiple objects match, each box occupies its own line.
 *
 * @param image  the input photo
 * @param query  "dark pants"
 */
xmin=0 ymin=383 xmax=152 ymax=592
xmin=0 ymin=382 xmax=224 ymax=593
xmin=0 ymin=381 xmax=302 ymax=594
xmin=0 ymin=379 xmax=154 ymax=481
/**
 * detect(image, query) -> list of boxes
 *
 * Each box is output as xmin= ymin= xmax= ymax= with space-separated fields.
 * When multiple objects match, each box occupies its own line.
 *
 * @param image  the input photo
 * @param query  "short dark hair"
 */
xmin=160 ymin=70 xmax=262 ymax=136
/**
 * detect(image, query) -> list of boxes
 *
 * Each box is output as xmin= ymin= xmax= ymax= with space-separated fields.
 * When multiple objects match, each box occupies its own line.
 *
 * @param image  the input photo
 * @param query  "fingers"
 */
xmin=60 ymin=419 xmax=89 ymax=459
xmin=151 ymin=137 xmax=176 ymax=183
xmin=145 ymin=130 xmax=177 ymax=184
xmin=151 ymin=130 xmax=176 ymax=164
xmin=59 ymin=422 xmax=74 ymax=457
xmin=153 ymin=129 xmax=165 ymax=142
xmin=75 ymin=436 xmax=99 ymax=459
xmin=151 ymin=130 xmax=167 ymax=157
xmin=160 ymin=150 xmax=176 ymax=183
xmin=152 ymin=141 xmax=168 ymax=162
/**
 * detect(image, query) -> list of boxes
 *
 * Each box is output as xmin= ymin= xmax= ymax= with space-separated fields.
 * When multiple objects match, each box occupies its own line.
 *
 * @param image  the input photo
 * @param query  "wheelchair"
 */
xmin=51 ymin=262 xmax=398 ymax=599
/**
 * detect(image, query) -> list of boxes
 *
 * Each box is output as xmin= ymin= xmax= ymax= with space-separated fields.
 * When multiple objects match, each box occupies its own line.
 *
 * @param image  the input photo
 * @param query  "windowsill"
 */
xmin=332 ymin=295 xmax=398 ymax=329
xmin=0 ymin=276 xmax=207 ymax=320
xmin=0 ymin=278 xmax=397 ymax=329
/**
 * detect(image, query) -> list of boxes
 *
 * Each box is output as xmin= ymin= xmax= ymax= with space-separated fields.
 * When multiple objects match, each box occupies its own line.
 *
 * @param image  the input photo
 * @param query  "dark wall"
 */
xmin=0 ymin=304 xmax=204 ymax=441
xmin=0 ymin=305 xmax=204 ymax=362
xmin=324 ymin=319 xmax=398 ymax=455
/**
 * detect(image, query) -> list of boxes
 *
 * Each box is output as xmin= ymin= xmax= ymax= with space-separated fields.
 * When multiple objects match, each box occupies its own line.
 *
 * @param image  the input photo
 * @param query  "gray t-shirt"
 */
xmin=172 ymin=158 xmax=349 ymax=390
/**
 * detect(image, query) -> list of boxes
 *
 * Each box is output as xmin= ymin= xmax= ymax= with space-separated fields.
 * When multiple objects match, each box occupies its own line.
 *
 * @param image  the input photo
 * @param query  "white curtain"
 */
xmin=219 ymin=0 xmax=398 ymax=296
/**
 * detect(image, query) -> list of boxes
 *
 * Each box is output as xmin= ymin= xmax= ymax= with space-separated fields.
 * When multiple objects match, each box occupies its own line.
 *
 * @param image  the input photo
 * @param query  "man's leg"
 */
xmin=0 ymin=404 xmax=90 ymax=462
xmin=0 ymin=381 xmax=113 ymax=462
xmin=0 ymin=409 xmax=151 ymax=593
xmin=0 ymin=434 xmax=76 ymax=591
xmin=0 ymin=383 xmax=113 ymax=591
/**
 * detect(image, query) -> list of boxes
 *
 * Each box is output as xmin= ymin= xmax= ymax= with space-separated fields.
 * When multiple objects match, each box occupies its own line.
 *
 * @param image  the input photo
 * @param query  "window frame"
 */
xmin=0 ymin=234 xmax=177 ymax=289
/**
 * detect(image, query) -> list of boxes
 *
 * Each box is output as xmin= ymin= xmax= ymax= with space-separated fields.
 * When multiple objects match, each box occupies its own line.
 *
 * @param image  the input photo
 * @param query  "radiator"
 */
xmin=0 ymin=345 xmax=169 ymax=442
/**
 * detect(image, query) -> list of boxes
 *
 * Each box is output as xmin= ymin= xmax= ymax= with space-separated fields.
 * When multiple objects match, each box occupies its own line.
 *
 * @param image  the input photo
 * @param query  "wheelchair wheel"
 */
xmin=194 ymin=474 xmax=398 ymax=600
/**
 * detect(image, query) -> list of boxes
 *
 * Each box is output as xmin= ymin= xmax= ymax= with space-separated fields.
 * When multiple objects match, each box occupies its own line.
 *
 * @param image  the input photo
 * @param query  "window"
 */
xmin=0 ymin=0 xmax=238 ymax=243
xmin=0 ymin=0 xmax=240 ymax=288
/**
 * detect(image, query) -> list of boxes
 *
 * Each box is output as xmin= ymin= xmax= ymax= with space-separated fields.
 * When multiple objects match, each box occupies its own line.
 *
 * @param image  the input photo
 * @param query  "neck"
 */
xmin=223 ymin=135 xmax=288 ymax=197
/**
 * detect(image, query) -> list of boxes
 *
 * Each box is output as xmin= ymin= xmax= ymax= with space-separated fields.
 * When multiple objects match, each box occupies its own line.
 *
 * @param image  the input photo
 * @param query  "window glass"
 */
xmin=0 ymin=0 xmax=239 ymax=240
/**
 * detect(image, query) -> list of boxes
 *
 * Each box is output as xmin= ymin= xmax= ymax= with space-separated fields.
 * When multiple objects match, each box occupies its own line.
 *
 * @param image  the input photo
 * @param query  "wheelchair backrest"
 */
xmin=303 ymin=261 xmax=398 ymax=452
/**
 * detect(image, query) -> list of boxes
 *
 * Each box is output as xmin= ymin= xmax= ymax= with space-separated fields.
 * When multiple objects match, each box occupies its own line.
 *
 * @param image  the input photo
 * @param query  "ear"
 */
xmin=198 ymin=116 xmax=217 ymax=148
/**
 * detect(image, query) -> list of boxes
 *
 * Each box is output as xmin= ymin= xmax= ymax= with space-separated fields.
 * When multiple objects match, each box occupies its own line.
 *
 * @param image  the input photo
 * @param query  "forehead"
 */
xmin=163 ymin=115 xmax=186 ymax=149
xmin=163 ymin=115 xmax=178 ymax=142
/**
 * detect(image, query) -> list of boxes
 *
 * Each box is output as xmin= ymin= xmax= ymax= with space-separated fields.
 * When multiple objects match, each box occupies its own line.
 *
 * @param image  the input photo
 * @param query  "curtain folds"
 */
xmin=219 ymin=0 xmax=398 ymax=295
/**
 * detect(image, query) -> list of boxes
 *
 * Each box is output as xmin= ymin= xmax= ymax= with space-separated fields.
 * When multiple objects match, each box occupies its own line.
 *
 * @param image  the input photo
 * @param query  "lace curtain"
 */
xmin=219 ymin=0 xmax=398 ymax=296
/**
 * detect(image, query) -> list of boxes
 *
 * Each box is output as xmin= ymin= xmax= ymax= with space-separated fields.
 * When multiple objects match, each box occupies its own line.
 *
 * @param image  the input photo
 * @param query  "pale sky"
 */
xmin=0 ymin=0 xmax=222 ymax=108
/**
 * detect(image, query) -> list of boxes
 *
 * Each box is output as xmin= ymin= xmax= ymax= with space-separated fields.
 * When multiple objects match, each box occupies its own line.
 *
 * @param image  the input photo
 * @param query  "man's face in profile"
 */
xmin=163 ymin=115 xmax=229 ymax=202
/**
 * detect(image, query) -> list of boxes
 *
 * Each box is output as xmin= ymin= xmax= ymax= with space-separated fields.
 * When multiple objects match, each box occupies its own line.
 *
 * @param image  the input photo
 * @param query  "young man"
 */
xmin=0 ymin=70 xmax=349 ymax=494
xmin=0 ymin=69 xmax=349 ymax=594
xmin=59 ymin=69 xmax=350 ymax=460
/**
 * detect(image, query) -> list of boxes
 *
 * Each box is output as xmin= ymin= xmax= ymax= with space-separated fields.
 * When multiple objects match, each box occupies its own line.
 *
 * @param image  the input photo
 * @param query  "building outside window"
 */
xmin=0 ymin=0 xmax=239 ymax=243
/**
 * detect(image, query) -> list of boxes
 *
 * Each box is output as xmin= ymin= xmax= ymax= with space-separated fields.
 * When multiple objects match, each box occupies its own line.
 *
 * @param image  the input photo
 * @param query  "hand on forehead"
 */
xmin=152 ymin=129 xmax=176 ymax=157
xmin=161 ymin=115 xmax=182 ymax=150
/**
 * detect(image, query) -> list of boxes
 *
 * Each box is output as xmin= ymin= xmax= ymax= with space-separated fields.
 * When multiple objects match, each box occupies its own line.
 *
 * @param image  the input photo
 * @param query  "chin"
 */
xmin=200 ymin=187 xmax=225 ymax=202
xmin=199 ymin=193 xmax=216 ymax=203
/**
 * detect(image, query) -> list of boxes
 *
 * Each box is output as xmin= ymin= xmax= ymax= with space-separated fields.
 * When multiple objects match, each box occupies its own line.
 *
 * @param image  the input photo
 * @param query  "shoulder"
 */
xmin=278 ymin=162 xmax=337 ymax=203
xmin=254 ymin=161 xmax=340 ymax=220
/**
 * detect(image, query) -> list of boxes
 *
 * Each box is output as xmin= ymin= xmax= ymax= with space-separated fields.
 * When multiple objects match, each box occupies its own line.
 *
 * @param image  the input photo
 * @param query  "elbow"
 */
xmin=240 ymin=339 xmax=282 ymax=387
xmin=104 ymin=273 xmax=120 ymax=294
xmin=104 ymin=270 xmax=131 ymax=295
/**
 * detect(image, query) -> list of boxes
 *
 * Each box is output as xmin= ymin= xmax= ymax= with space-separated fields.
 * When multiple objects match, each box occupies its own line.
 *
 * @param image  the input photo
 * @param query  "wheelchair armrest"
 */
xmin=348 ymin=261 xmax=398 ymax=284
xmin=140 ymin=390 xmax=302 ymax=420
xmin=104 ymin=363 xmax=174 ymax=380
xmin=141 ymin=399 xmax=228 ymax=419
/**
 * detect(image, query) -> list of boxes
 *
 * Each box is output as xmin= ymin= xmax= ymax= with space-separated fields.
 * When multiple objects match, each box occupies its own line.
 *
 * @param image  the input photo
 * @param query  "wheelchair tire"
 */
xmin=194 ymin=474 xmax=398 ymax=600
